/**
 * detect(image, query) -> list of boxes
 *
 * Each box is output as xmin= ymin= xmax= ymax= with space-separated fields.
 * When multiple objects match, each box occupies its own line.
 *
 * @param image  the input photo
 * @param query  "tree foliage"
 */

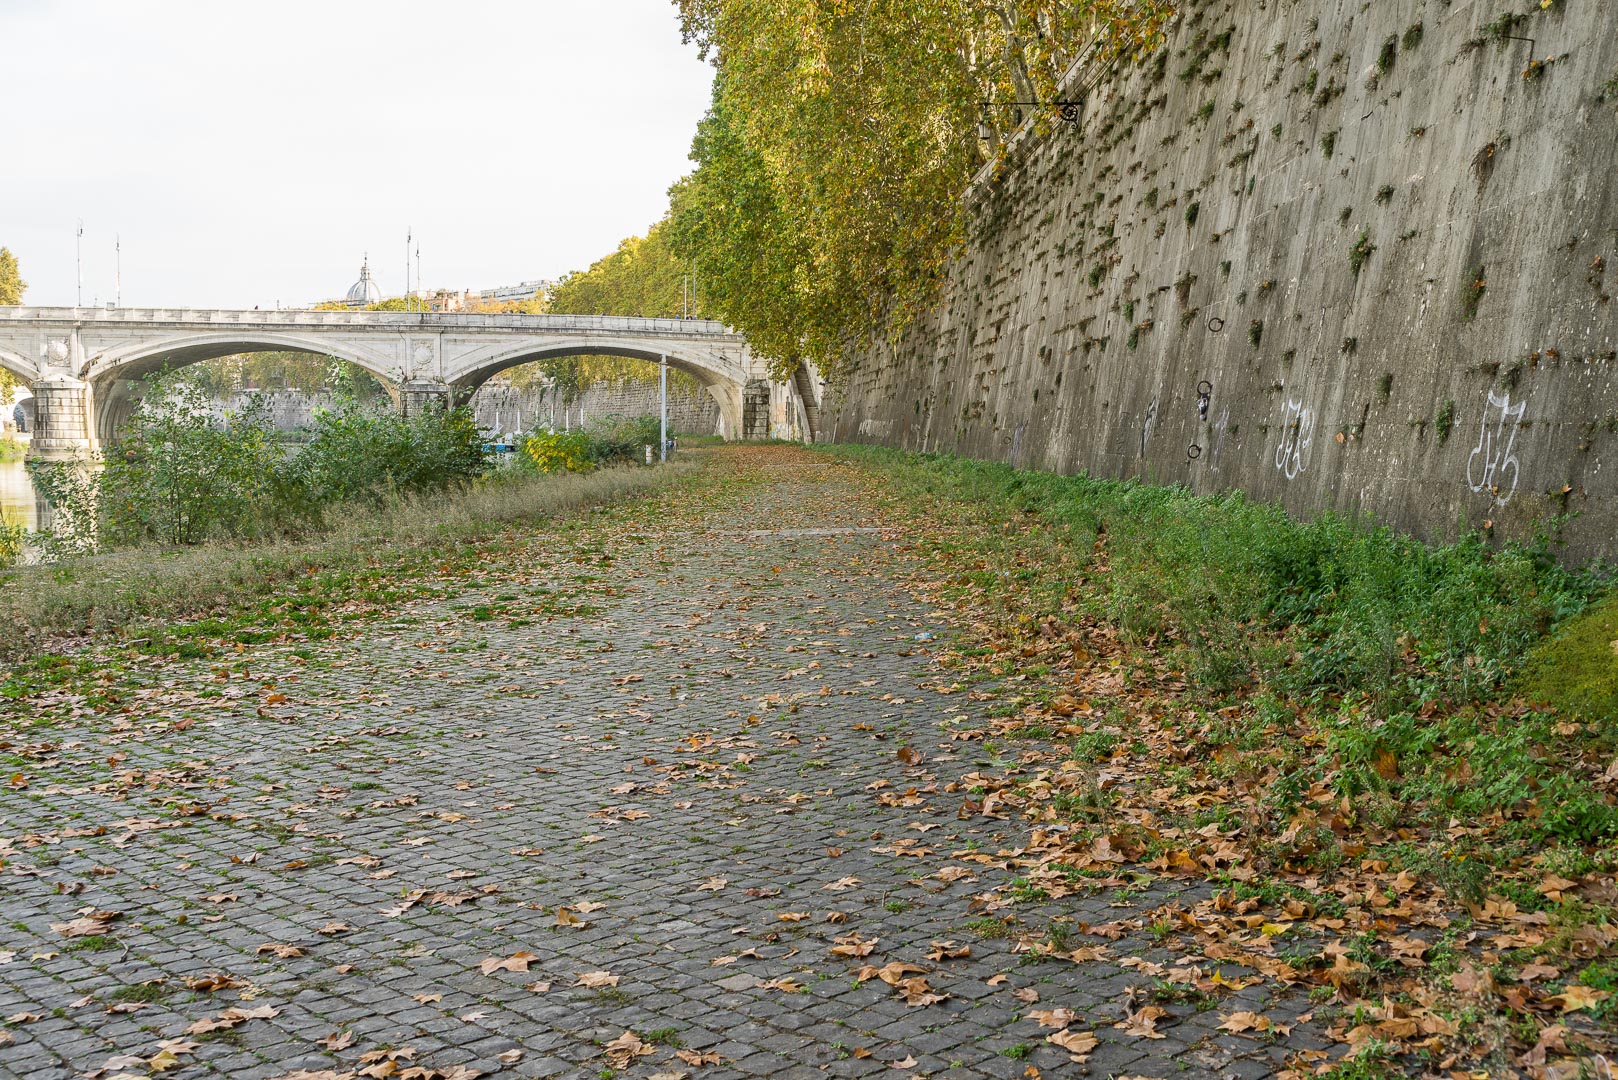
xmin=0 ymin=247 xmax=25 ymax=402
xmin=666 ymin=0 xmax=1175 ymax=382
xmin=0 ymin=247 xmax=25 ymax=307
xmin=514 ymin=225 xmax=704 ymax=397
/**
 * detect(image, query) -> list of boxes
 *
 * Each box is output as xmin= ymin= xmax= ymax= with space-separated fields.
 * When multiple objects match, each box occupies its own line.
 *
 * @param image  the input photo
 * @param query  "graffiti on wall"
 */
xmin=1274 ymin=398 xmax=1315 ymax=480
xmin=1140 ymin=396 xmax=1160 ymax=458
xmin=1466 ymin=389 xmax=1527 ymax=505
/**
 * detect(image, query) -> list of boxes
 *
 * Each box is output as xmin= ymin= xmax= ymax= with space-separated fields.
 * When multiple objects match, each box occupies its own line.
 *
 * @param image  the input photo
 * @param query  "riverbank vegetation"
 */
xmin=519 ymin=415 xmax=664 ymax=474
xmin=0 ymin=456 xmax=691 ymax=666
xmin=29 ymin=374 xmax=487 ymax=554
xmin=838 ymin=445 xmax=1617 ymax=1071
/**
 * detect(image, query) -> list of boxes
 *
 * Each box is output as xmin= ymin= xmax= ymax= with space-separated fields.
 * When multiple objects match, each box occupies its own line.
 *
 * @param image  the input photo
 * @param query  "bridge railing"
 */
xmin=0 ymin=307 xmax=738 ymax=336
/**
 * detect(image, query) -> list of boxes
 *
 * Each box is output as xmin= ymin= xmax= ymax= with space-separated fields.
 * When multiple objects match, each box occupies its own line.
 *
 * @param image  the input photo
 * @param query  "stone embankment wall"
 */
xmin=468 ymin=381 xmax=722 ymax=437
xmin=210 ymin=380 xmax=722 ymax=437
xmin=823 ymin=0 xmax=1618 ymax=563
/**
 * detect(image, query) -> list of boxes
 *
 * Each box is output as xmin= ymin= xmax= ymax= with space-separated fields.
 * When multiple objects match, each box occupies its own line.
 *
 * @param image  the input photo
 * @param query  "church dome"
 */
xmin=346 ymin=258 xmax=381 ymax=305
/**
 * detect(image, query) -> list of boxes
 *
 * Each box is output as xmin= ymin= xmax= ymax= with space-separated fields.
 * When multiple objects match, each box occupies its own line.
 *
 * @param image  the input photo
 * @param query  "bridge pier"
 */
xmin=399 ymin=379 xmax=452 ymax=416
xmin=26 ymin=376 xmax=97 ymax=462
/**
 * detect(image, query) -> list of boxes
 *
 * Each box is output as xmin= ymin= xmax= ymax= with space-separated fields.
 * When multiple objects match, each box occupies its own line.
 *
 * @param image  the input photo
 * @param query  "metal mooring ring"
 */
xmin=1187 ymin=443 xmax=1204 ymax=460
xmin=1207 ymin=317 xmax=1225 ymax=333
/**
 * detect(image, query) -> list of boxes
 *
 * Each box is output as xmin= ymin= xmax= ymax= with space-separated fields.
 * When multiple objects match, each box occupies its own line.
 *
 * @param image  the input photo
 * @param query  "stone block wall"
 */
xmin=823 ymin=0 xmax=1618 ymax=563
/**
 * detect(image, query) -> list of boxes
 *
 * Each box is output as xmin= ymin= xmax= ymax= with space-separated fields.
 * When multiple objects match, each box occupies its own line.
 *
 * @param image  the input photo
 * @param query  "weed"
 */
xmin=1461 ymin=264 xmax=1487 ymax=319
xmin=1349 ymin=231 xmax=1377 ymax=278
xmin=1321 ymin=130 xmax=1338 ymax=159
xmin=1376 ymin=36 xmax=1397 ymax=76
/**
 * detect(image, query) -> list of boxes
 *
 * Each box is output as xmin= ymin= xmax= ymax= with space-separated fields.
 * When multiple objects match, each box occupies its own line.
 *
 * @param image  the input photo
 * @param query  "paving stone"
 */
xmin=0 ymin=457 xmax=1331 ymax=1078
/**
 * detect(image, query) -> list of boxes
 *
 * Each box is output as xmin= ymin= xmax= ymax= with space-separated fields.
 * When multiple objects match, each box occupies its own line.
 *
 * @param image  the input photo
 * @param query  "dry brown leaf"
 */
xmin=1046 ymin=1028 xmax=1099 ymax=1062
xmin=674 ymin=1048 xmax=723 ymax=1066
xmin=1028 ymin=1007 xmax=1078 ymax=1028
xmin=602 ymin=1030 xmax=655 ymax=1067
xmin=478 ymin=951 xmax=536 ymax=975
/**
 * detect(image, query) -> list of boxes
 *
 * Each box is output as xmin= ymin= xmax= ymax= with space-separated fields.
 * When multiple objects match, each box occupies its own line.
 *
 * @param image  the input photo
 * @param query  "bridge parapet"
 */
xmin=0 ymin=307 xmax=736 ymax=337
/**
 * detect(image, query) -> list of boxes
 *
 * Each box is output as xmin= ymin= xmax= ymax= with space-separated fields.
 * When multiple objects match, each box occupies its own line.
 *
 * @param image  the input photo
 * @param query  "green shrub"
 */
xmin=520 ymin=416 xmax=663 ymax=474
xmin=27 ymin=371 xmax=490 ymax=553
xmin=94 ymin=376 xmax=282 ymax=545
xmin=280 ymin=398 xmax=487 ymax=515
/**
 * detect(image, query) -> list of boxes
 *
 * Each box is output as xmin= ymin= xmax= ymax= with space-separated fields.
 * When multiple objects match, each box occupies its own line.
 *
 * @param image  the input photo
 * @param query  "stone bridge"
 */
xmin=0 ymin=307 xmax=823 ymax=459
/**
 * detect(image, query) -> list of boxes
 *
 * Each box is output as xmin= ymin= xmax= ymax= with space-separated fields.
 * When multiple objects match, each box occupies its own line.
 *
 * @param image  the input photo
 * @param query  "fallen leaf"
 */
xmin=478 ymin=951 xmax=536 ymax=975
xmin=1028 ymin=1008 xmax=1078 ymax=1028
xmin=575 ymin=971 xmax=620 ymax=988
xmin=602 ymin=1030 xmax=655 ymax=1067
xmin=1046 ymin=1029 xmax=1099 ymax=1062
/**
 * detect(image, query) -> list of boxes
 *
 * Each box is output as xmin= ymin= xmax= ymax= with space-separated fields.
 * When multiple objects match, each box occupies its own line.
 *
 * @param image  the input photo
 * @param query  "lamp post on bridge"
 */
xmin=659 ymin=354 xmax=668 ymax=463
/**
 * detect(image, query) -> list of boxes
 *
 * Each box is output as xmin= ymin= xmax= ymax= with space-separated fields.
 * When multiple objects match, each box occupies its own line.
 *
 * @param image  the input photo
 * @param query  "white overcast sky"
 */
xmin=0 ymin=1 xmax=714 ymax=308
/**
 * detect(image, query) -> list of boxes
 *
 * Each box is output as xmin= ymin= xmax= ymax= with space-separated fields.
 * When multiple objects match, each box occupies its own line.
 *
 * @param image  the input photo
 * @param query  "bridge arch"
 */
xmin=0 ymin=345 xmax=39 ymax=384
xmin=82 ymin=333 xmax=401 ymax=447
xmin=445 ymin=337 xmax=751 ymax=438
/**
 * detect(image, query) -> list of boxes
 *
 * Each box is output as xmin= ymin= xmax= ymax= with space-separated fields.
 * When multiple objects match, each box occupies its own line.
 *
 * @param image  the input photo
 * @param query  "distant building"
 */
xmin=312 ymin=261 xmax=555 ymax=311
xmin=475 ymin=279 xmax=554 ymax=305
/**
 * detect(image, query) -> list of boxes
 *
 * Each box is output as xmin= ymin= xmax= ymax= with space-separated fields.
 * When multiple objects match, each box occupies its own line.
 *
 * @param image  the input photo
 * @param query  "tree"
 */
xmin=666 ymin=0 xmax=1176 ymax=383
xmin=514 ymin=225 xmax=704 ymax=398
xmin=0 ymin=247 xmax=24 ymax=307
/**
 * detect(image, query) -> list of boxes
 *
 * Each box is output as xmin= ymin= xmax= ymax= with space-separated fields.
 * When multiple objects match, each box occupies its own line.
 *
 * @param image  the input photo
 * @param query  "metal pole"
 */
xmin=115 ymin=234 xmax=121 ymax=307
xmin=659 ymin=354 xmax=668 ymax=462
xmin=76 ymin=220 xmax=83 ymax=307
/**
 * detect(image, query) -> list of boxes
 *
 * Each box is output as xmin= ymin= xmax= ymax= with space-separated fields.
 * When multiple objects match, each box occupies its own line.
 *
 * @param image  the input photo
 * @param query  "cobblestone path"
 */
xmin=1 ymin=451 xmax=1314 ymax=1079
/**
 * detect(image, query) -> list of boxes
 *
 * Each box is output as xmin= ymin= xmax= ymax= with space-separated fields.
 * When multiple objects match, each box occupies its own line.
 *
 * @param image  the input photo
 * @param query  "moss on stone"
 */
xmin=1519 ymin=593 xmax=1618 ymax=721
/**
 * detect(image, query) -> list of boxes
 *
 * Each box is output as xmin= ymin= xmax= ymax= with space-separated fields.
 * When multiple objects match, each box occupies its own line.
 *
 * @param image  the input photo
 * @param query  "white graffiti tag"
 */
xmin=1273 ymin=398 xmax=1315 ymax=480
xmin=1466 ymin=389 xmax=1527 ymax=505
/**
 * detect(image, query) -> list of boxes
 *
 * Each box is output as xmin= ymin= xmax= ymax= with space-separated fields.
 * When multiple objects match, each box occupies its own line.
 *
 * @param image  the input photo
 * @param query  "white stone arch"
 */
xmin=83 ymin=333 xmax=402 ymax=446
xmin=0 ymin=345 xmax=37 ymax=384
xmin=444 ymin=337 xmax=751 ymax=438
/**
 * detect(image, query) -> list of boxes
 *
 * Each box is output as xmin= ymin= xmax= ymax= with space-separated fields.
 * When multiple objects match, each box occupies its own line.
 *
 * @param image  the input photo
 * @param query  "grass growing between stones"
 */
xmin=830 ymin=444 xmax=1618 ymax=1073
xmin=0 ymin=462 xmax=695 ymax=672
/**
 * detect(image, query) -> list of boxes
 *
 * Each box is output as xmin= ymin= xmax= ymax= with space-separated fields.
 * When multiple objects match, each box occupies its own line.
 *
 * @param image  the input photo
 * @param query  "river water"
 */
xmin=0 ymin=454 xmax=38 ymax=531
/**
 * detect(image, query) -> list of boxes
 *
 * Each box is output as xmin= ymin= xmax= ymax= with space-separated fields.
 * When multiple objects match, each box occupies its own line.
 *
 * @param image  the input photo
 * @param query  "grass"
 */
xmin=0 ymin=463 xmax=693 ymax=668
xmin=827 ymin=444 xmax=1615 ymax=853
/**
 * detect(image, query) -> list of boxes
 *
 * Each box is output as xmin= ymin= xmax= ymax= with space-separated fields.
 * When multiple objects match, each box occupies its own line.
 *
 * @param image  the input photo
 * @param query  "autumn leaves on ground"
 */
xmin=1 ymin=446 xmax=1614 ymax=1080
